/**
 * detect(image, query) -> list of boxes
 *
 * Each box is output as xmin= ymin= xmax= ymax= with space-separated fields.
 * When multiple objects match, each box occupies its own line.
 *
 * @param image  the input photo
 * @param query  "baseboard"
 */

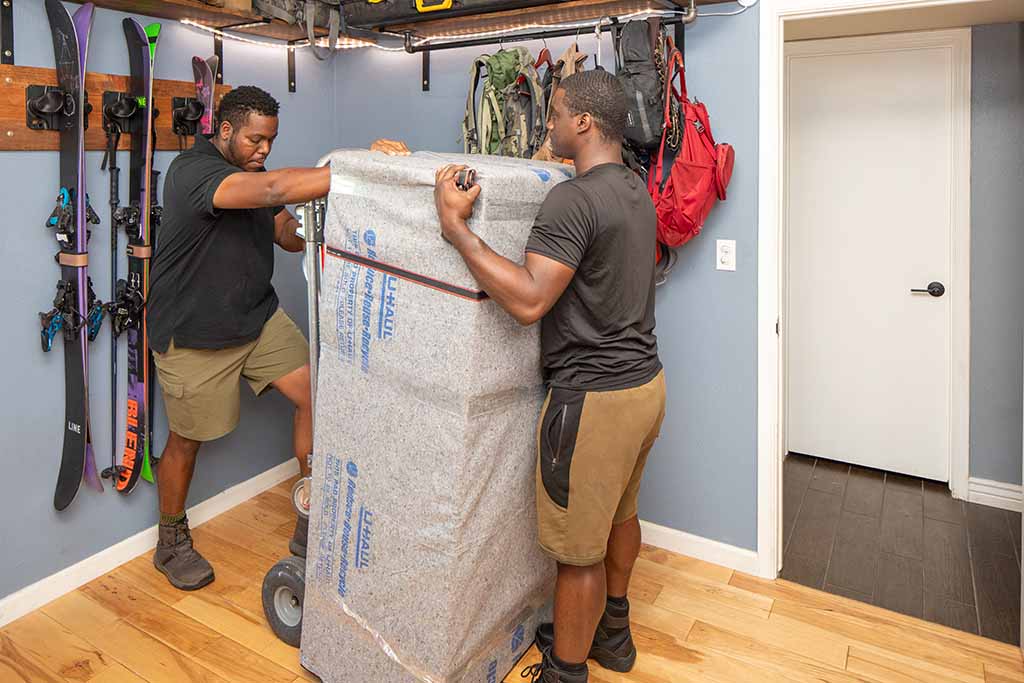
xmin=640 ymin=519 xmax=762 ymax=576
xmin=0 ymin=459 xmax=299 ymax=628
xmin=967 ymin=477 xmax=1023 ymax=513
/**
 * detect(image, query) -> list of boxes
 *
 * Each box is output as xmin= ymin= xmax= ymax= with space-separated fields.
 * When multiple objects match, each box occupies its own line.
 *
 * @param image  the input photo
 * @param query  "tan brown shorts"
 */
xmin=153 ymin=307 xmax=309 ymax=442
xmin=535 ymin=370 xmax=666 ymax=566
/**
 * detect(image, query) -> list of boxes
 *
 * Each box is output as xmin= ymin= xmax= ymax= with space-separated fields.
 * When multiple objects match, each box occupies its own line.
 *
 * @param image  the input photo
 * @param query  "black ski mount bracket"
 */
xmin=171 ymin=96 xmax=204 ymax=149
xmin=1 ymin=0 xmax=14 ymax=65
xmin=26 ymin=84 xmax=92 ymax=131
xmin=102 ymin=91 xmax=142 ymax=136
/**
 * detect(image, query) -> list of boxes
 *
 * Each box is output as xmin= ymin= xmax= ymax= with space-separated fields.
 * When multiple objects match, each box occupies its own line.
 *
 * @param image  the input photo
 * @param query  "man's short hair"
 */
xmin=215 ymin=85 xmax=280 ymax=130
xmin=559 ymin=70 xmax=628 ymax=142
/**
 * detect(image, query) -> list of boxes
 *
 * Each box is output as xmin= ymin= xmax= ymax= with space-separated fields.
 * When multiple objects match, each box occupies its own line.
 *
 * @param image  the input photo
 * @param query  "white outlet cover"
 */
xmin=716 ymin=239 xmax=737 ymax=272
xmin=737 ymin=0 xmax=758 ymax=7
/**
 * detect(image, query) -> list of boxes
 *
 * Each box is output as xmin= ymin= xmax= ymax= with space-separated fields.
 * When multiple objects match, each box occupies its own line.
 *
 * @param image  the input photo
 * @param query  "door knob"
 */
xmin=911 ymin=281 xmax=945 ymax=297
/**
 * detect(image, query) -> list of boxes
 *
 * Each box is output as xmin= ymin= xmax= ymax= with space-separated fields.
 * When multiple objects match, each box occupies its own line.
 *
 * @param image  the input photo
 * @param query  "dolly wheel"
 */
xmin=262 ymin=556 xmax=306 ymax=647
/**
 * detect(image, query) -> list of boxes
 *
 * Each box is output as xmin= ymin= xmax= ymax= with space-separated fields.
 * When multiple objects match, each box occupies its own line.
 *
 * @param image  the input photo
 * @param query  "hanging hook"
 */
xmin=594 ymin=17 xmax=606 ymax=69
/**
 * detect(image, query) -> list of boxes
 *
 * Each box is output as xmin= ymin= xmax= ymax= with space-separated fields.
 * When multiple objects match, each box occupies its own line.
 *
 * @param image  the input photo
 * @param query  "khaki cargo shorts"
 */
xmin=535 ymin=370 xmax=666 ymax=566
xmin=153 ymin=307 xmax=309 ymax=442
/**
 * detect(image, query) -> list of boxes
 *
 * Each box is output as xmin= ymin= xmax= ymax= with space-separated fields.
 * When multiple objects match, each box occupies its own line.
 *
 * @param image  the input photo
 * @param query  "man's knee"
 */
xmin=276 ymin=364 xmax=312 ymax=410
xmin=167 ymin=431 xmax=202 ymax=457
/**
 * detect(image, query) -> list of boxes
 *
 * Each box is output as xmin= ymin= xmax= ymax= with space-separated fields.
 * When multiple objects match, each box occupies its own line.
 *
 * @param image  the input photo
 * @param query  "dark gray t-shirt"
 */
xmin=525 ymin=163 xmax=661 ymax=392
xmin=148 ymin=135 xmax=283 ymax=353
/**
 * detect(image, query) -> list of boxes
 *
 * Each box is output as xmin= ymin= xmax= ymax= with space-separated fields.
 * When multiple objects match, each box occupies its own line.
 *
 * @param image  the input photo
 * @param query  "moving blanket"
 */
xmin=302 ymin=151 xmax=573 ymax=682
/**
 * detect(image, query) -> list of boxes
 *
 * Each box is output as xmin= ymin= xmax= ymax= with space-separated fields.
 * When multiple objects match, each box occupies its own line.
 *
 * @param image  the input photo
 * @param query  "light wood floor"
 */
xmin=2 ymin=475 xmax=1023 ymax=682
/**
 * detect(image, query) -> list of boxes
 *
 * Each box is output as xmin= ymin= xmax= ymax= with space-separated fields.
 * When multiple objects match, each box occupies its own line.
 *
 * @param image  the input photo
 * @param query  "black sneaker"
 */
xmin=534 ymin=598 xmax=637 ymax=673
xmin=289 ymin=515 xmax=309 ymax=558
xmin=520 ymin=649 xmax=588 ymax=682
xmin=153 ymin=516 xmax=214 ymax=591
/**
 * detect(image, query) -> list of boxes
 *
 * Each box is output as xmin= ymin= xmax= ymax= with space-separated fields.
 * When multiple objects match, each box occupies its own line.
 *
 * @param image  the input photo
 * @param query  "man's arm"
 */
xmin=211 ymin=139 xmax=411 ymax=211
xmin=435 ymin=165 xmax=575 ymax=325
xmin=214 ymin=166 xmax=330 ymax=211
xmin=274 ymin=209 xmax=304 ymax=253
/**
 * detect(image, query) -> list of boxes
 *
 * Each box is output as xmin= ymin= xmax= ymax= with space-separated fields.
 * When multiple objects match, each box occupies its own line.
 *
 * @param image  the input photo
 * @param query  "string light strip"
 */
xmin=411 ymin=9 xmax=687 ymax=46
xmin=179 ymin=18 xmax=405 ymax=51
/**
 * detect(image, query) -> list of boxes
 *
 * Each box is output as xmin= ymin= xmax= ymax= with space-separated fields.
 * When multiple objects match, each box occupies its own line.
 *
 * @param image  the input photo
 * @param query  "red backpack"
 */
xmin=648 ymin=48 xmax=735 ymax=248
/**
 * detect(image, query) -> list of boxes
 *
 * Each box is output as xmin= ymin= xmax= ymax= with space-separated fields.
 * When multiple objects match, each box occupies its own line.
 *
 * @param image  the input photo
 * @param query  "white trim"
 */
xmin=641 ymin=520 xmax=764 ymax=577
xmin=0 ymin=459 xmax=299 ymax=628
xmin=968 ymin=478 xmax=1023 ymax=513
xmin=760 ymin=0 xmax=980 ymax=579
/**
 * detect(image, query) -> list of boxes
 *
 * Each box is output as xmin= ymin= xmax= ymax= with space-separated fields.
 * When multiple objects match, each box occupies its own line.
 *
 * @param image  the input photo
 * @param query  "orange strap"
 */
xmin=127 ymin=245 xmax=152 ymax=259
xmin=58 ymin=253 xmax=88 ymax=267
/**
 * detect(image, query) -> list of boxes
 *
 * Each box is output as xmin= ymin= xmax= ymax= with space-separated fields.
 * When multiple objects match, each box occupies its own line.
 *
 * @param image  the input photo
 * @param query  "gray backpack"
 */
xmin=253 ymin=0 xmax=344 ymax=60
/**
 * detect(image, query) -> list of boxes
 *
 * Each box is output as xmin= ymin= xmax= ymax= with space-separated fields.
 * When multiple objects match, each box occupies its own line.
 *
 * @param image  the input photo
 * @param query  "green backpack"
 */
xmin=463 ymin=48 xmax=545 ymax=158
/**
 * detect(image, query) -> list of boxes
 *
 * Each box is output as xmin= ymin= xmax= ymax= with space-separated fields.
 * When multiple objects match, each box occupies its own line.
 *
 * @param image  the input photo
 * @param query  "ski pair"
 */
xmin=38 ymin=0 xmax=161 ymax=510
xmin=101 ymin=19 xmax=163 ymax=496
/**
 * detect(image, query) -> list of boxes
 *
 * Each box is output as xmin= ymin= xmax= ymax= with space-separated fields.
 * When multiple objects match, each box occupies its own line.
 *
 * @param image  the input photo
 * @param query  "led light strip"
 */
xmin=179 ymin=18 xmax=405 ymax=52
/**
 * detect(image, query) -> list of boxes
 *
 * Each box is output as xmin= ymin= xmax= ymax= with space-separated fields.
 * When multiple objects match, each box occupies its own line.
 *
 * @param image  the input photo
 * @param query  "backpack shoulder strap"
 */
xmin=650 ymin=48 xmax=685 ymax=196
xmin=463 ymin=55 xmax=488 ymax=153
xmin=518 ymin=60 xmax=547 ymax=155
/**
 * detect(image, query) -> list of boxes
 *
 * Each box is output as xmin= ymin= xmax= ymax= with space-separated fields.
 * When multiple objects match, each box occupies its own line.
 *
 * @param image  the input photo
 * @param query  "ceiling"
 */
xmin=785 ymin=0 xmax=1024 ymax=41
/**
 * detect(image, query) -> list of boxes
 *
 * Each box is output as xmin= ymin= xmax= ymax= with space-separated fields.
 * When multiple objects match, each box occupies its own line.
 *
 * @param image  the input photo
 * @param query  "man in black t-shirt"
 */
xmin=434 ymin=71 xmax=665 ymax=683
xmin=149 ymin=85 xmax=406 ymax=591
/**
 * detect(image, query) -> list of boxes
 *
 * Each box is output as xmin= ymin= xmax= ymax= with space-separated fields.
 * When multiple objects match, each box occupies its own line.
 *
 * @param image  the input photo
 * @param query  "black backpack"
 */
xmin=615 ymin=19 xmax=664 ymax=151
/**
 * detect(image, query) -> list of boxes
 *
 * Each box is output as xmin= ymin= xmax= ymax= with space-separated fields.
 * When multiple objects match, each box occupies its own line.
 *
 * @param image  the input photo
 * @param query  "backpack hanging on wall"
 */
xmin=463 ymin=50 xmax=520 ymax=155
xmin=615 ymin=19 xmax=664 ymax=151
xmin=253 ymin=0 xmax=345 ymax=59
xmin=463 ymin=48 xmax=545 ymax=158
xmin=501 ymin=47 xmax=547 ymax=158
xmin=649 ymin=48 xmax=735 ymax=248
xmin=532 ymin=42 xmax=589 ymax=164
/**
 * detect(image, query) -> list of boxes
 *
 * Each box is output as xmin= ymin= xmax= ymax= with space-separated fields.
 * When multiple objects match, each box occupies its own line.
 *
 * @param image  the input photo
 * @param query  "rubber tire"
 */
xmin=262 ymin=556 xmax=306 ymax=647
xmin=292 ymin=477 xmax=311 ymax=519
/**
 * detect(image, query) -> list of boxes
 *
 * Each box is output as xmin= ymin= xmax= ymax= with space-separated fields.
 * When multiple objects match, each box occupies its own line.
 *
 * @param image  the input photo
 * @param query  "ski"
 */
xmin=192 ymin=55 xmax=220 ymax=136
xmin=114 ymin=19 xmax=161 ymax=495
xmin=38 ymin=0 xmax=102 ymax=511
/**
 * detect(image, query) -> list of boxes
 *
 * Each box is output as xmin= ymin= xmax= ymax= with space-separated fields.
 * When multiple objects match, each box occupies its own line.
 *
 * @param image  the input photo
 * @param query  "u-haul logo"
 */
xmin=67 ymin=421 xmax=82 ymax=434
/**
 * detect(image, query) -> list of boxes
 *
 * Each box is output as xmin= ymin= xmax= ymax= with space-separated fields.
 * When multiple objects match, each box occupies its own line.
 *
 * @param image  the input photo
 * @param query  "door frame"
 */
xmin=757 ymin=0 xmax=973 ymax=579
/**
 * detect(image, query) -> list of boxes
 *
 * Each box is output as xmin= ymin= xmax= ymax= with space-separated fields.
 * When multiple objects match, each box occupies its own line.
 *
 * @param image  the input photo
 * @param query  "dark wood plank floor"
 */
xmin=783 ymin=453 xmax=1023 ymax=645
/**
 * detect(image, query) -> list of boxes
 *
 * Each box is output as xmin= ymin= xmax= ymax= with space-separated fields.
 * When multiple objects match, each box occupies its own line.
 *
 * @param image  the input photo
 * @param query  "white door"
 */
xmin=784 ymin=30 xmax=971 ymax=482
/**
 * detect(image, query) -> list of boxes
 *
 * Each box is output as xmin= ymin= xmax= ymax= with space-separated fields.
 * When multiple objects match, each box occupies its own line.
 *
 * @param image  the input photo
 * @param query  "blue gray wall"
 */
xmin=334 ymin=3 xmax=762 ymax=550
xmin=969 ymin=23 xmax=1024 ymax=486
xmin=0 ymin=2 xmax=333 ymax=598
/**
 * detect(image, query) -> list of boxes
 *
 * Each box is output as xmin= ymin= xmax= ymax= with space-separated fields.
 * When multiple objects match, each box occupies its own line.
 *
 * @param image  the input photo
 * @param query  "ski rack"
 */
xmin=0 ymin=63 xmax=231 ymax=151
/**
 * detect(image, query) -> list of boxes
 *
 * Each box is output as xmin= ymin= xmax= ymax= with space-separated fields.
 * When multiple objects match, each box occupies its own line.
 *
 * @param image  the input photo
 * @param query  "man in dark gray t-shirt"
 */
xmin=434 ymin=70 xmax=665 ymax=683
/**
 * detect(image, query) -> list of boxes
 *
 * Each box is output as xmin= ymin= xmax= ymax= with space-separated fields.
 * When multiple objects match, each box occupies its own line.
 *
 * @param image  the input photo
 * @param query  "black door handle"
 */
xmin=911 ymin=281 xmax=945 ymax=297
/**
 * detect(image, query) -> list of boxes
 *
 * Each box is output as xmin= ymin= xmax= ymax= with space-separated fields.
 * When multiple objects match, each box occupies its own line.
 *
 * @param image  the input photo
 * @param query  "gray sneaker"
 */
xmin=289 ymin=515 xmax=309 ymax=557
xmin=534 ymin=598 xmax=637 ymax=673
xmin=153 ymin=517 xmax=215 ymax=591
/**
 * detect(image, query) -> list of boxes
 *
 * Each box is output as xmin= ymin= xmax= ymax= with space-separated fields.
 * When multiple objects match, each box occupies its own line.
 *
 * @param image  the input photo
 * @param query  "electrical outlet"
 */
xmin=717 ymin=239 xmax=736 ymax=271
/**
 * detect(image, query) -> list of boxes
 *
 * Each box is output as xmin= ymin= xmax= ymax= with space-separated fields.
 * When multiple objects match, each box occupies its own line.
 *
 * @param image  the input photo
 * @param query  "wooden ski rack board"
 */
xmin=0 ymin=64 xmax=232 ymax=152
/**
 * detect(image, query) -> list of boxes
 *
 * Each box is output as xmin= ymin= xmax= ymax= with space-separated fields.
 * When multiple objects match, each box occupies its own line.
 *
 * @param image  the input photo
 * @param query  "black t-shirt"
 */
xmin=148 ymin=135 xmax=283 ymax=353
xmin=525 ymin=163 xmax=661 ymax=392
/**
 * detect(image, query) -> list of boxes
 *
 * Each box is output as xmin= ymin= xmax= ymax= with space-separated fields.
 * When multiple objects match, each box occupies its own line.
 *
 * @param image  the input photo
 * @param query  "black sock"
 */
xmin=606 ymin=595 xmax=629 ymax=610
xmin=552 ymin=653 xmax=587 ymax=674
